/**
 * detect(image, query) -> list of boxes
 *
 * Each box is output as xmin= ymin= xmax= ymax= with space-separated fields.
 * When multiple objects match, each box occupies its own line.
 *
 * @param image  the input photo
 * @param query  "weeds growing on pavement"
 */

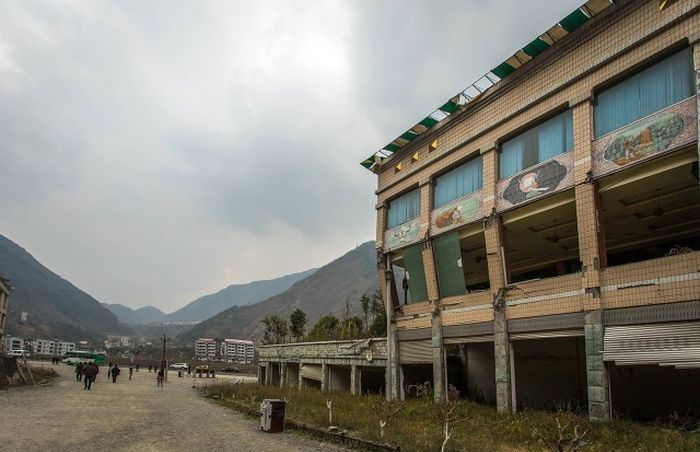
xmin=203 ymin=383 xmax=700 ymax=452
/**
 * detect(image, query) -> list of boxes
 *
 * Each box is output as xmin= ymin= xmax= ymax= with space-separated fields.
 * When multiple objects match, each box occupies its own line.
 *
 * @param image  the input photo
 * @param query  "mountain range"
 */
xmin=101 ymin=303 xmax=166 ymax=325
xmin=0 ymin=234 xmax=128 ymax=341
xmin=176 ymin=241 xmax=378 ymax=343
xmin=163 ymin=268 xmax=317 ymax=324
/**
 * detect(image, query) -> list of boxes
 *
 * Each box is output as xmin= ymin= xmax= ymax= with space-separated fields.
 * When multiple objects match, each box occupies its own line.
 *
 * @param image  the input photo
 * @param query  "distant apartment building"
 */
xmin=2 ymin=336 xmax=24 ymax=353
xmin=0 ymin=277 xmax=10 ymax=337
xmin=364 ymin=0 xmax=700 ymax=421
xmin=30 ymin=339 xmax=76 ymax=356
xmin=194 ymin=338 xmax=255 ymax=362
xmin=195 ymin=338 xmax=218 ymax=360
xmin=220 ymin=339 xmax=255 ymax=364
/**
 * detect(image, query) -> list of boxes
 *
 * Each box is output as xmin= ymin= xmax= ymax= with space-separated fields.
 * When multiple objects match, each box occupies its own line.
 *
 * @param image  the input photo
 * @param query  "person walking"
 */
xmin=148 ymin=365 xmax=152 ymax=373
xmin=75 ymin=362 xmax=83 ymax=382
xmin=156 ymin=368 xmax=164 ymax=387
xmin=135 ymin=364 xmax=139 ymax=372
xmin=83 ymin=362 xmax=98 ymax=390
xmin=111 ymin=364 xmax=121 ymax=383
xmin=128 ymin=366 xmax=133 ymax=380
xmin=187 ymin=363 xmax=192 ymax=377
xmin=107 ymin=362 xmax=114 ymax=381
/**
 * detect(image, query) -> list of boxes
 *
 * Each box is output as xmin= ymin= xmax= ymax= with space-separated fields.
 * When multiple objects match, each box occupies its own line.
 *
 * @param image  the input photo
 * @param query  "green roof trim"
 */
xmin=522 ymin=37 xmax=550 ymax=57
xmin=560 ymin=8 xmax=589 ymax=32
xmin=419 ymin=116 xmax=439 ymax=128
xmin=384 ymin=143 xmax=401 ymax=152
xmin=438 ymin=101 xmax=459 ymax=114
xmin=400 ymin=131 xmax=418 ymax=141
xmin=491 ymin=62 xmax=516 ymax=79
xmin=361 ymin=1 xmax=605 ymax=172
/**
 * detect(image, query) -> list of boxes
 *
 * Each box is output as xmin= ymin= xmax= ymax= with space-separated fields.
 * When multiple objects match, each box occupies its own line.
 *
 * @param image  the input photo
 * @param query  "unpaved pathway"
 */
xmin=0 ymin=363 xmax=345 ymax=452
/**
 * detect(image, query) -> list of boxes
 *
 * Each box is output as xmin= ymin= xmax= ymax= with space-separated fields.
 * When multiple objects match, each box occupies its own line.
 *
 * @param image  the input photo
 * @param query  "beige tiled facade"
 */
xmin=372 ymin=0 xmax=700 ymax=420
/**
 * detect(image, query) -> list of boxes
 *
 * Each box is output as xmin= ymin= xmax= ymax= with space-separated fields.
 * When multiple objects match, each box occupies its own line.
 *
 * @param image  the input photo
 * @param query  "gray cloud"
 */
xmin=0 ymin=0 xmax=582 ymax=311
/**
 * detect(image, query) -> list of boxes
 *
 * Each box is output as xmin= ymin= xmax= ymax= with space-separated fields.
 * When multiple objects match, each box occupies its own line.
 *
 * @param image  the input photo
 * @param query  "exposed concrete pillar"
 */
xmin=350 ymin=365 xmax=360 ymax=396
xmin=257 ymin=364 xmax=263 ymax=385
xmin=484 ymin=214 xmax=512 ymax=413
xmin=279 ymin=362 xmax=287 ymax=388
xmin=431 ymin=310 xmax=446 ymax=402
xmin=265 ymin=363 xmax=272 ymax=386
xmin=494 ymin=308 xmax=513 ymax=413
xmin=321 ymin=363 xmax=328 ymax=391
xmin=298 ymin=365 xmax=303 ymax=390
xmin=384 ymin=259 xmax=400 ymax=400
xmin=585 ymin=310 xmax=610 ymax=421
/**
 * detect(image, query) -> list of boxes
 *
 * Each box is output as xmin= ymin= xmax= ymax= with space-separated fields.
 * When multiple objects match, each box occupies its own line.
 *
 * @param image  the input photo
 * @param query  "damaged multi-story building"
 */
xmin=363 ymin=0 xmax=699 ymax=421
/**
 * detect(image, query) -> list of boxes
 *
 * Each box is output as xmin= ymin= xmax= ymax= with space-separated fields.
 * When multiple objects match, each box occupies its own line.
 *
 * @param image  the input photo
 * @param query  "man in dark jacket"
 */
xmin=83 ymin=363 xmax=98 ymax=390
xmin=75 ymin=362 xmax=83 ymax=382
xmin=111 ymin=364 xmax=121 ymax=383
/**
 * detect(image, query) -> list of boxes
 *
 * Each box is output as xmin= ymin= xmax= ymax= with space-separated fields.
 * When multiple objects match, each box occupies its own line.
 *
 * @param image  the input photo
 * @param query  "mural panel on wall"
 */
xmin=592 ymin=96 xmax=697 ymax=177
xmin=430 ymin=190 xmax=483 ymax=235
xmin=496 ymin=152 xmax=574 ymax=210
xmin=384 ymin=217 xmax=421 ymax=252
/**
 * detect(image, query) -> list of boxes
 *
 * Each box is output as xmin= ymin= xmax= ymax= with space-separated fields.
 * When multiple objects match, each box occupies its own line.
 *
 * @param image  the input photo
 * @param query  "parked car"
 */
xmin=220 ymin=366 xmax=241 ymax=374
xmin=169 ymin=362 xmax=189 ymax=371
xmin=194 ymin=364 xmax=209 ymax=372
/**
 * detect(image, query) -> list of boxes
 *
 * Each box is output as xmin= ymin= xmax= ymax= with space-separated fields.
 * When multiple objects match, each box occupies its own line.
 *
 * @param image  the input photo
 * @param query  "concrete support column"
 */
xmin=484 ymin=215 xmax=512 ymax=413
xmin=585 ymin=310 xmax=610 ymax=421
xmin=298 ymin=366 xmax=303 ymax=389
xmin=321 ymin=363 xmax=328 ymax=391
xmin=279 ymin=362 xmax=287 ymax=388
xmin=265 ymin=363 xmax=272 ymax=386
xmin=431 ymin=311 xmax=446 ymax=402
xmin=350 ymin=365 xmax=360 ymax=396
xmin=494 ymin=309 xmax=513 ymax=413
xmin=257 ymin=364 xmax=263 ymax=385
xmin=385 ymin=259 xmax=400 ymax=400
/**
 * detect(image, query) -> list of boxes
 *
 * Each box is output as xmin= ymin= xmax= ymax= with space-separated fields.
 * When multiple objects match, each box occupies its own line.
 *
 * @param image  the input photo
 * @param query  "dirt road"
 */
xmin=0 ymin=363 xmax=344 ymax=452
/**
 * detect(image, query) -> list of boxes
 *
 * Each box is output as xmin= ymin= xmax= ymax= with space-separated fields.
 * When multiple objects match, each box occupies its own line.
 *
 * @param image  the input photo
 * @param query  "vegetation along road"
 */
xmin=0 ymin=363 xmax=345 ymax=452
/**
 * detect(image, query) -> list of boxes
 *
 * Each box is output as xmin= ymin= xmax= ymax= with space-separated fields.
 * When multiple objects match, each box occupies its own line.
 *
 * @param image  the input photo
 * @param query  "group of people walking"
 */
xmin=74 ymin=361 xmax=165 ymax=389
xmin=74 ymin=361 xmax=99 ymax=390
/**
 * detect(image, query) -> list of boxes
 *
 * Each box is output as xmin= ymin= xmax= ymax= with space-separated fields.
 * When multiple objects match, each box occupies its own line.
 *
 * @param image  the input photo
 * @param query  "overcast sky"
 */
xmin=0 ymin=0 xmax=582 ymax=312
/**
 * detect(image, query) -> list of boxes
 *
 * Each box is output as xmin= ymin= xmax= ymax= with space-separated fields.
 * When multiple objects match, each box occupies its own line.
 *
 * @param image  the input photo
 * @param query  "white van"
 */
xmin=8 ymin=349 xmax=30 ymax=358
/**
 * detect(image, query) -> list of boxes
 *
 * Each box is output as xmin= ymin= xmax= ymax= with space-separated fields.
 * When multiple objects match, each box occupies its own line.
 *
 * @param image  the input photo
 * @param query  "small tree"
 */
xmin=532 ymin=411 xmax=590 ymax=452
xmin=439 ymin=385 xmax=469 ymax=452
xmin=306 ymin=315 xmax=340 ymax=341
xmin=261 ymin=315 xmax=289 ymax=344
xmin=289 ymin=308 xmax=307 ymax=342
xmin=364 ymin=396 xmax=405 ymax=440
xmin=368 ymin=290 xmax=387 ymax=337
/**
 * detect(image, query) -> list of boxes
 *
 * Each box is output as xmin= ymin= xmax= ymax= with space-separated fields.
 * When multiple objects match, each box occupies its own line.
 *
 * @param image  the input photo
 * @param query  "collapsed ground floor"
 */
xmin=259 ymin=301 xmax=700 ymax=421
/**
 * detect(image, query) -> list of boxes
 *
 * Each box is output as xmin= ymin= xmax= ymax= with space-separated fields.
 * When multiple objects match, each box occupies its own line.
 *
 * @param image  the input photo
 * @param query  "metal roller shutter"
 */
xmin=300 ymin=364 xmax=322 ymax=381
xmin=510 ymin=329 xmax=583 ymax=340
xmin=603 ymin=321 xmax=700 ymax=368
xmin=443 ymin=335 xmax=494 ymax=345
xmin=399 ymin=340 xmax=433 ymax=364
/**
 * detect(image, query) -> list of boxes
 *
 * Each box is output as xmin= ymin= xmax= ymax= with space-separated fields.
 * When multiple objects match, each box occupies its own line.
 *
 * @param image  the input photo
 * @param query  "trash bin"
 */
xmin=260 ymin=399 xmax=286 ymax=433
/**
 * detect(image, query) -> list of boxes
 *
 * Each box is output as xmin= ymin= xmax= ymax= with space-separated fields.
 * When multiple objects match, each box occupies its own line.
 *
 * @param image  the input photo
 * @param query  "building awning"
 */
xmin=361 ymin=0 xmax=614 ymax=171
xmin=603 ymin=321 xmax=700 ymax=369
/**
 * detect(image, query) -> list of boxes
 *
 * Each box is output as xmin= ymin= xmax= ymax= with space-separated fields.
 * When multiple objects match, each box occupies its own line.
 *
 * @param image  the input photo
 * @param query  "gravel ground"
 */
xmin=0 ymin=363 xmax=346 ymax=452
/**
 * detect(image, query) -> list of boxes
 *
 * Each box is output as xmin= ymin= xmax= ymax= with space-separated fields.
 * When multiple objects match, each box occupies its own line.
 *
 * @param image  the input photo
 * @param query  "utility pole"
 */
xmin=160 ymin=334 xmax=170 ymax=381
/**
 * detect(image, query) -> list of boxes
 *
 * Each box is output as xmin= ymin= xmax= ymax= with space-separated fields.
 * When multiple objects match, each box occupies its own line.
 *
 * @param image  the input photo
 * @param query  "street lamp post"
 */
xmin=160 ymin=334 xmax=170 ymax=381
